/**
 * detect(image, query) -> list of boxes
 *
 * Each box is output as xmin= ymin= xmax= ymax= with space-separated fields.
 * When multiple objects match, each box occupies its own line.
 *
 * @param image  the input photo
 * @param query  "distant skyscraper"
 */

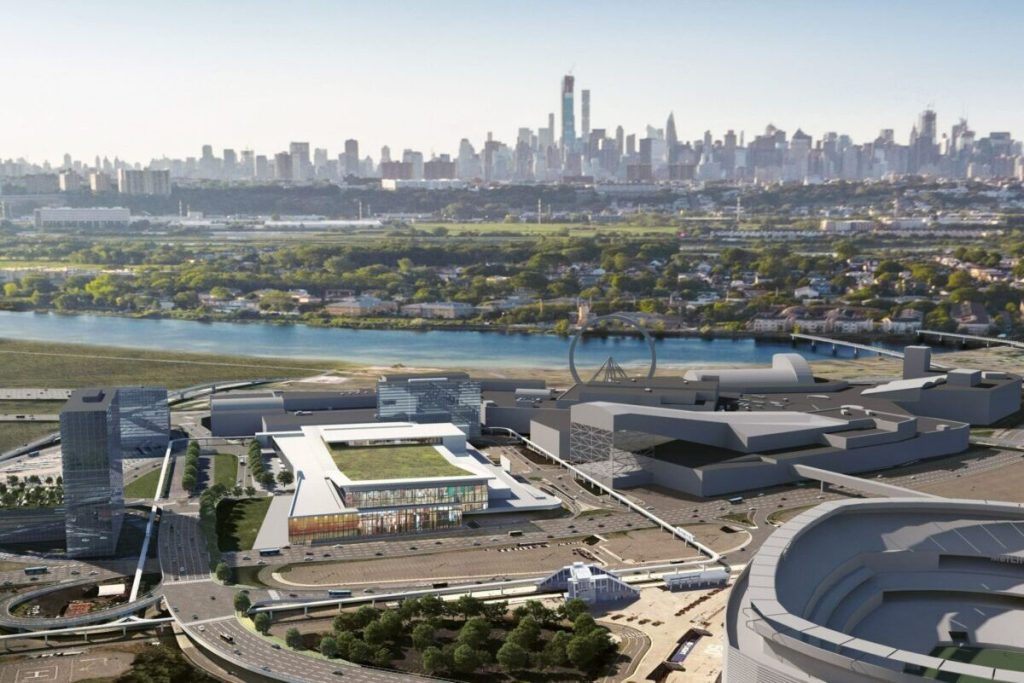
xmin=581 ymin=89 xmax=591 ymax=137
xmin=561 ymin=75 xmax=576 ymax=152
xmin=380 ymin=145 xmax=391 ymax=164
xmin=289 ymin=142 xmax=311 ymax=181
xmin=61 ymin=389 xmax=124 ymax=558
xmin=344 ymin=139 xmax=359 ymax=176
xmin=274 ymin=152 xmax=292 ymax=180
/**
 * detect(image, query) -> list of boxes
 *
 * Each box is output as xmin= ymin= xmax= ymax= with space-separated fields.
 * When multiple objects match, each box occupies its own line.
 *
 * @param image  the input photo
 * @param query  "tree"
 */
xmin=363 ymin=619 xmax=388 ymax=647
xmin=354 ymin=605 xmax=380 ymax=628
xmin=245 ymin=485 xmax=256 ymax=497
xmin=373 ymin=646 xmax=392 ymax=667
xmin=277 ymin=469 xmax=294 ymax=486
xmin=260 ymin=471 xmax=275 ymax=488
xmin=418 ymin=595 xmax=445 ymax=619
xmin=507 ymin=615 xmax=540 ymax=650
xmin=496 ymin=641 xmax=530 ymax=671
xmin=566 ymin=628 xmax=615 ymax=672
xmin=253 ymin=613 xmax=271 ymax=634
xmin=411 ymin=622 xmax=435 ymax=651
xmin=542 ymin=630 xmax=571 ymax=668
xmin=560 ymin=598 xmax=590 ymax=622
xmin=116 ymin=646 xmax=217 ymax=683
xmin=285 ymin=627 xmax=303 ymax=649
xmin=455 ymin=595 xmax=484 ymax=621
xmin=421 ymin=646 xmax=447 ymax=674
xmin=214 ymin=562 xmax=231 ymax=583
xmin=347 ymin=638 xmax=373 ymax=664
xmin=319 ymin=635 xmax=338 ymax=658
xmin=379 ymin=610 xmax=404 ymax=641
xmin=573 ymin=613 xmax=598 ymax=635
xmin=452 ymin=643 xmax=483 ymax=674
xmin=456 ymin=617 xmax=490 ymax=650
xmin=334 ymin=631 xmax=356 ymax=659
xmin=233 ymin=591 xmax=251 ymax=613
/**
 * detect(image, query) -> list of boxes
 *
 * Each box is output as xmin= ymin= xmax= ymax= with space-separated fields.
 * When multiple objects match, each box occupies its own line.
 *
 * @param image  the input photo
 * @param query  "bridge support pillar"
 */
xmin=853 ymin=348 xmax=859 ymax=358
xmin=831 ymin=344 xmax=837 ymax=356
xmin=303 ymin=606 xmax=309 ymax=617
xmin=810 ymin=341 xmax=817 ymax=351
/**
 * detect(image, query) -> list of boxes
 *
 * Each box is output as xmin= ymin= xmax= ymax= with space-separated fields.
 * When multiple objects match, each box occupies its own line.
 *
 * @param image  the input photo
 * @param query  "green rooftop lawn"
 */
xmin=921 ymin=646 xmax=1024 ymax=681
xmin=329 ymin=443 xmax=470 ymax=481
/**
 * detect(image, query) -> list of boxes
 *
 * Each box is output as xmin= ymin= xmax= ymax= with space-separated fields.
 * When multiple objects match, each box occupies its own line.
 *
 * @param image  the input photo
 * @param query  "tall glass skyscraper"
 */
xmin=60 ymin=389 xmax=124 ymax=558
xmin=561 ymin=75 xmax=576 ymax=152
xmin=117 ymin=386 xmax=169 ymax=456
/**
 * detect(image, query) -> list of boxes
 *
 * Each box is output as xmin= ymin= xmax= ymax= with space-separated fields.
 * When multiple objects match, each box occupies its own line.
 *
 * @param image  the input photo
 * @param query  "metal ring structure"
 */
xmin=568 ymin=313 xmax=657 ymax=384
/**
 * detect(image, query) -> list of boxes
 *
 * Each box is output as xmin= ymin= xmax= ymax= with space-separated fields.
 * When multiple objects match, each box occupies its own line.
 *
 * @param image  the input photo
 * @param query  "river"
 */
xmin=0 ymin=310 xmax=911 ymax=370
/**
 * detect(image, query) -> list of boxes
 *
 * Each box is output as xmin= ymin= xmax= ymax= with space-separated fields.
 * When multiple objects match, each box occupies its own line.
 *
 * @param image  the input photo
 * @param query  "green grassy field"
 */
xmin=212 ymin=453 xmax=237 ymax=490
xmin=766 ymin=505 xmax=816 ymax=526
xmin=0 ymin=421 xmax=57 ymax=453
xmin=124 ymin=467 xmax=165 ymax=499
xmin=329 ymin=444 xmax=471 ymax=480
xmin=922 ymin=646 xmax=1024 ymax=681
xmin=0 ymin=338 xmax=345 ymax=389
xmin=216 ymin=497 xmax=272 ymax=552
xmin=0 ymin=400 xmax=66 ymax=414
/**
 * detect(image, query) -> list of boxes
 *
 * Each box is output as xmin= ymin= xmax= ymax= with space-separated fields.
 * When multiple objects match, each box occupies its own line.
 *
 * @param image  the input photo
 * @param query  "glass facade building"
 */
xmin=341 ymin=482 xmax=488 ymax=511
xmin=288 ymin=505 xmax=463 ymax=544
xmin=117 ymin=387 xmax=170 ymax=456
xmin=60 ymin=389 xmax=124 ymax=558
xmin=377 ymin=373 xmax=481 ymax=438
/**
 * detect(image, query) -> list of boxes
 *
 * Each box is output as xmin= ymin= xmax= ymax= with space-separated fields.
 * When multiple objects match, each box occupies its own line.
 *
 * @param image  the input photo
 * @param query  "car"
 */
xmin=305 ymin=551 xmax=313 ymax=556
xmin=323 ymin=552 xmax=331 ymax=557
xmin=242 ymin=555 xmax=251 ymax=561
xmin=304 ymin=557 xmax=313 ymax=562
xmin=210 ymin=595 xmax=216 ymax=600
xmin=198 ymin=625 xmax=206 ymax=632
xmin=289 ymin=593 xmax=297 ymax=598
xmin=333 ymin=670 xmax=345 ymax=676
xmin=70 ymin=570 xmax=80 ymax=575
xmin=179 ymin=566 xmax=185 ymax=573
xmin=271 ymin=644 xmax=281 ymax=650
xmin=261 ymin=665 xmax=271 ymax=672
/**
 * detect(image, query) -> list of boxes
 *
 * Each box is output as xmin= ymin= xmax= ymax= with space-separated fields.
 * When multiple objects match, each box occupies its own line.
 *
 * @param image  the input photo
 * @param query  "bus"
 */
xmin=728 ymin=496 xmax=744 ymax=505
xmin=24 ymin=566 xmax=48 ymax=576
xmin=327 ymin=589 xmax=352 ymax=597
xmin=507 ymin=529 xmax=524 ymax=537
xmin=258 ymin=548 xmax=281 ymax=557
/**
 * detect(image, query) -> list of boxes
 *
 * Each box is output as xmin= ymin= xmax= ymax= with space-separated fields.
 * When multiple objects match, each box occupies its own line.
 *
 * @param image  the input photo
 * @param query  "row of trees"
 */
xmin=246 ymin=440 xmax=277 ymax=488
xmin=181 ymin=440 xmax=201 ymax=494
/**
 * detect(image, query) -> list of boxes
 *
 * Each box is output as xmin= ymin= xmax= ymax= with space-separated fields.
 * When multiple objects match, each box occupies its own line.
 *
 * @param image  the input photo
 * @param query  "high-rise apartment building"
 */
xmin=274 ymin=152 xmax=293 ymax=181
xmin=561 ymin=75 xmax=576 ymax=152
xmin=344 ymin=139 xmax=360 ymax=176
xmin=581 ymin=89 xmax=590 ymax=137
xmin=117 ymin=169 xmax=171 ymax=196
xmin=289 ymin=142 xmax=311 ymax=181
xmin=61 ymin=389 xmax=124 ymax=558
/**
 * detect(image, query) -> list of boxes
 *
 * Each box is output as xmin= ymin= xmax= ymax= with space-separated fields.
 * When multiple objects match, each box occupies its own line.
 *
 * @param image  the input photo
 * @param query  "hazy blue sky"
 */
xmin=5 ymin=0 xmax=1023 ymax=163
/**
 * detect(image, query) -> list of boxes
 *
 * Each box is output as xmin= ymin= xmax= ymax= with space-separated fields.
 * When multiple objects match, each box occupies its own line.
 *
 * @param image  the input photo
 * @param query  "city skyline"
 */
xmin=4 ymin=0 xmax=1024 ymax=162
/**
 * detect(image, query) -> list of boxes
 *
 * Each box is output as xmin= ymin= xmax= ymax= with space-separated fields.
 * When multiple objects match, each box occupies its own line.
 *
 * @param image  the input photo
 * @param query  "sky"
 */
xmin=4 ymin=0 xmax=1024 ymax=164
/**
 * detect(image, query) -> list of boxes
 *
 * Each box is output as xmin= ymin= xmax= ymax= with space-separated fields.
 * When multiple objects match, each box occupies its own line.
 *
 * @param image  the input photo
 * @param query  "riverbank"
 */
xmin=0 ymin=302 xmax=932 ymax=345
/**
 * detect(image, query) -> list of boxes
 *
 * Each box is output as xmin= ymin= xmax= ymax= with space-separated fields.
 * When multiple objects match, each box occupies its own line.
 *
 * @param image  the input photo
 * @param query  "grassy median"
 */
xmin=216 ymin=497 xmax=272 ymax=552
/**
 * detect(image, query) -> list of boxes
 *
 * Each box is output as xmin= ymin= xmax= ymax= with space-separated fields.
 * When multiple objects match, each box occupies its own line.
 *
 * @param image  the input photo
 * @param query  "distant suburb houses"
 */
xmin=749 ymin=303 xmax=992 ymax=335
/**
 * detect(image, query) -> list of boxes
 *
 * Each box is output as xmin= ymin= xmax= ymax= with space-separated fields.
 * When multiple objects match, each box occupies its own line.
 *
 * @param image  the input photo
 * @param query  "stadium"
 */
xmin=725 ymin=497 xmax=1024 ymax=682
